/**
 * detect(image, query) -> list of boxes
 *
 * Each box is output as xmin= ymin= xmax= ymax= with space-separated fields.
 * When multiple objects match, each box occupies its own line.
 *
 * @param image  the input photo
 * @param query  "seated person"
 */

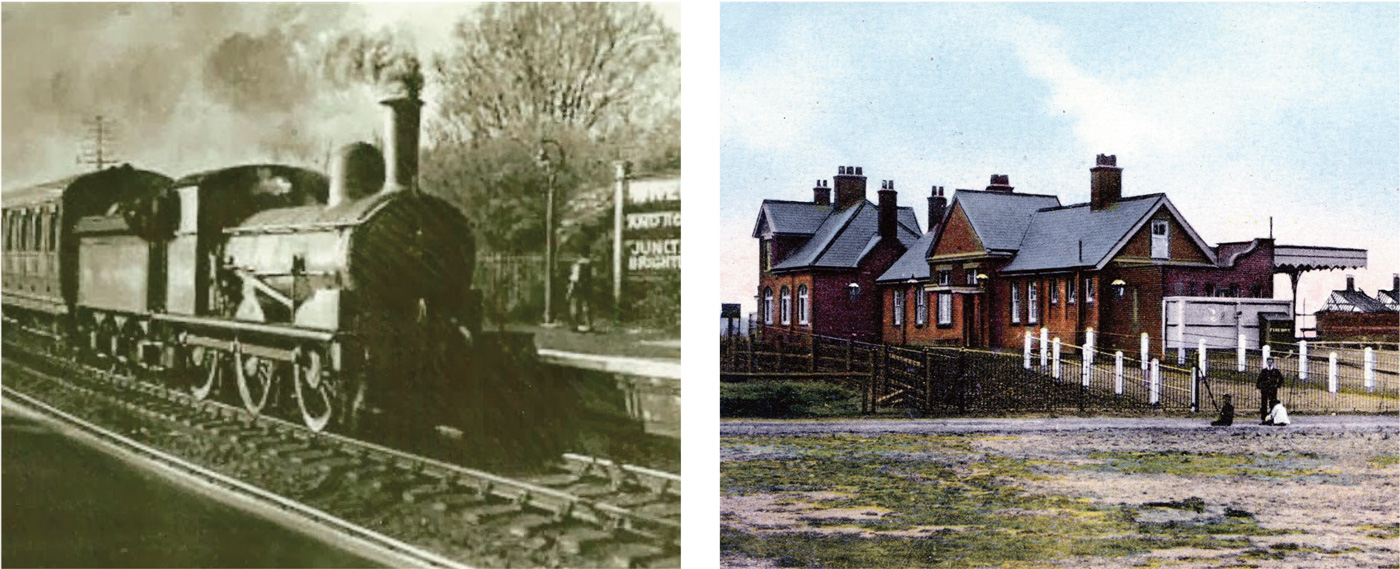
xmin=1261 ymin=399 xmax=1290 ymax=426
xmin=1210 ymin=394 xmax=1234 ymax=426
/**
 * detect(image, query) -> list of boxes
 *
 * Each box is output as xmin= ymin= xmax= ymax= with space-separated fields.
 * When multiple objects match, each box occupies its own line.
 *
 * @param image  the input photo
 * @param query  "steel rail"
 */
xmin=0 ymin=381 xmax=469 ymax=569
xmin=2 ymin=328 xmax=680 ymax=546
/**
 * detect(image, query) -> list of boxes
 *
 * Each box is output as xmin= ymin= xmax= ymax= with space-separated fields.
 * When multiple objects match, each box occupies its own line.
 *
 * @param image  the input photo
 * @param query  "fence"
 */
xmin=720 ymin=328 xmax=1400 ymax=416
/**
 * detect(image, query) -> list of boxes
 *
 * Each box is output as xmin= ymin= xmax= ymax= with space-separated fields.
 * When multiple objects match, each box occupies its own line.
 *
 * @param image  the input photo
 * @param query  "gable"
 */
xmin=1115 ymin=208 xmax=1212 ymax=264
xmin=931 ymin=203 xmax=986 ymax=259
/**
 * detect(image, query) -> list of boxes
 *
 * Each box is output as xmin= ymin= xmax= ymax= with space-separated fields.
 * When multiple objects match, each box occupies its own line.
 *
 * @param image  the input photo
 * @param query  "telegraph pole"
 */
xmin=78 ymin=115 xmax=120 ymax=170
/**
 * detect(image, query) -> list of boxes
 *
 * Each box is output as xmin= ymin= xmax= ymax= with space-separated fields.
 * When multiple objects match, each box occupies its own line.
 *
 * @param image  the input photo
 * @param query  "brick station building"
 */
xmin=752 ymin=166 xmax=921 ymax=343
xmin=877 ymin=154 xmax=1277 ymax=353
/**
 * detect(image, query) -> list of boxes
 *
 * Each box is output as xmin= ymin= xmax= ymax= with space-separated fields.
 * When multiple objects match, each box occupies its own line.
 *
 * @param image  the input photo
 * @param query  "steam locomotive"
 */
xmin=2 ymin=88 xmax=520 ymax=435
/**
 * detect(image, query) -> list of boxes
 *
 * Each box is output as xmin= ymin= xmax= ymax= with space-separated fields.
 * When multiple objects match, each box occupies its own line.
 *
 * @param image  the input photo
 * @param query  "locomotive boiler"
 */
xmin=3 ymin=85 xmax=519 ymax=436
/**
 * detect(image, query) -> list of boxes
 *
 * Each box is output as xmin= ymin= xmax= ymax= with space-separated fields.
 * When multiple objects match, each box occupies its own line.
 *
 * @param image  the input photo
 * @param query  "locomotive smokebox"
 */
xmin=379 ymin=85 xmax=422 ymax=194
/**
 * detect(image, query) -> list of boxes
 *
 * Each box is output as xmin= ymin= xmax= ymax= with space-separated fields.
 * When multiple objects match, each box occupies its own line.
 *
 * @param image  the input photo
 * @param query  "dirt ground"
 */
xmin=721 ymin=416 xmax=1400 ymax=568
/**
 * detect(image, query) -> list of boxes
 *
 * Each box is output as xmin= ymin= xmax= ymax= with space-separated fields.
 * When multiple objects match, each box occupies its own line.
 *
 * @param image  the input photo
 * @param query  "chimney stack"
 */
xmin=1393 ymin=273 xmax=1398 ymax=293
xmin=813 ymin=179 xmax=831 ymax=205
xmin=1346 ymin=274 xmax=1355 ymax=292
xmin=927 ymin=186 xmax=947 ymax=232
xmin=985 ymin=174 xmax=1014 ymax=193
xmin=833 ymin=165 xmax=867 ymax=209
xmin=1090 ymin=154 xmax=1122 ymax=210
xmin=380 ymin=87 xmax=423 ymax=193
xmin=878 ymin=181 xmax=898 ymax=243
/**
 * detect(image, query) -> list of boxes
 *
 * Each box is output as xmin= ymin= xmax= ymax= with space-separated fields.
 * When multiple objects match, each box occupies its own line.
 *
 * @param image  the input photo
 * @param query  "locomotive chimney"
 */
xmin=380 ymin=85 xmax=422 ymax=194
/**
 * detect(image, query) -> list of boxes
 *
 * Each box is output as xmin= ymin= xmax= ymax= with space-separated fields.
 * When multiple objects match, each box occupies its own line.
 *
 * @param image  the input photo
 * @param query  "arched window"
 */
xmin=780 ymin=286 xmax=792 ymax=325
xmin=915 ymin=289 xmax=928 ymax=326
xmin=763 ymin=287 xmax=774 ymax=325
xmin=797 ymin=285 xmax=809 ymax=325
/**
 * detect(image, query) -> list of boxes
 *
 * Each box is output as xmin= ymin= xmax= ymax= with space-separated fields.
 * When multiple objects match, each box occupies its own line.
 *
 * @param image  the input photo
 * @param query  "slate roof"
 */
xmin=1326 ymin=289 xmax=1394 ymax=313
xmin=876 ymin=230 xmax=939 ymax=283
xmin=1002 ymin=194 xmax=1172 ymax=273
xmin=753 ymin=200 xmax=833 ymax=237
xmin=770 ymin=201 xmax=921 ymax=271
xmin=952 ymin=190 xmax=1061 ymax=252
xmin=1380 ymin=289 xmax=1399 ymax=305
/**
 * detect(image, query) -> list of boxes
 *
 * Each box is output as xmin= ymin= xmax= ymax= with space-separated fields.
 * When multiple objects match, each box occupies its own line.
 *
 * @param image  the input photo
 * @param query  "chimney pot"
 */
xmin=1346 ymin=275 xmax=1355 ymax=291
xmin=855 ymin=166 xmax=862 ymax=175
xmin=985 ymin=174 xmax=1014 ymax=193
xmin=1090 ymin=153 xmax=1123 ymax=210
xmin=927 ymin=184 xmax=948 ymax=233
xmin=878 ymin=185 xmax=898 ymax=243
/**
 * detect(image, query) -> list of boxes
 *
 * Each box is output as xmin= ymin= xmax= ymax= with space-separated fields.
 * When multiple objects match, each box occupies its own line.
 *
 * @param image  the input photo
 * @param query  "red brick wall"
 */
xmin=931 ymin=205 xmax=984 ymax=257
xmin=1316 ymin=312 xmax=1400 ymax=341
xmin=757 ymin=272 xmax=814 ymax=337
xmin=1096 ymin=266 xmax=1165 ymax=353
xmin=1164 ymin=239 xmax=1274 ymax=299
xmin=806 ymin=242 xmax=905 ymax=343
xmin=1119 ymin=211 xmax=1212 ymax=263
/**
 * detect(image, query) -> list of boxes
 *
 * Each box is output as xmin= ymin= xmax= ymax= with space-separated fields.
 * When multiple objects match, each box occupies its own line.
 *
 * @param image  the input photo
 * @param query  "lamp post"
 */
xmin=537 ymin=139 xmax=565 ymax=327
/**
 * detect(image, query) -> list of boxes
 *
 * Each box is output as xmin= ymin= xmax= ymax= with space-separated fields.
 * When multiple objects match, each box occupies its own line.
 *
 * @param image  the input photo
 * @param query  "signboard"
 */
xmin=623 ymin=178 xmax=681 ymax=276
xmin=1161 ymin=297 xmax=1291 ymax=350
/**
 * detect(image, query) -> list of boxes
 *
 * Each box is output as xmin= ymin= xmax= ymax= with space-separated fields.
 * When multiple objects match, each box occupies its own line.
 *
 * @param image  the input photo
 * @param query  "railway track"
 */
xmin=2 ymin=326 xmax=680 ymax=568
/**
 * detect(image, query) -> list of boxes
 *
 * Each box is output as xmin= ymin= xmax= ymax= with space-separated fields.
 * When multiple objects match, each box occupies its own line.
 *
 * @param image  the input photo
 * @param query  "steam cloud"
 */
xmin=1 ymin=3 xmax=422 ymax=189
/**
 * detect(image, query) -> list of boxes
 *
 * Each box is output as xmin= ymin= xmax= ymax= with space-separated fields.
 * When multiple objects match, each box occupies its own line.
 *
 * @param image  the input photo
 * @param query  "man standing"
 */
xmin=566 ymin=258 xmax=593 ymax=333
xmin=1256 ymin=359 xmax=1283 ymax=420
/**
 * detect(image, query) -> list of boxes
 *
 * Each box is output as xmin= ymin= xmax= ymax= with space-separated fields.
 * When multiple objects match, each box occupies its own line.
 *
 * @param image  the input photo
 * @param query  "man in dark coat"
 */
xmin=1211 ymin=394 xmax=1235 ymax=426
xmin=1256 ymin=359 xmax=1283 ymax=420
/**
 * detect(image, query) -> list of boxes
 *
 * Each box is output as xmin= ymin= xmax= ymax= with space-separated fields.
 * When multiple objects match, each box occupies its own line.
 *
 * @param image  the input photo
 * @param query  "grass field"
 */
xmin=721 ymin=419 xmax=1399 ymax=568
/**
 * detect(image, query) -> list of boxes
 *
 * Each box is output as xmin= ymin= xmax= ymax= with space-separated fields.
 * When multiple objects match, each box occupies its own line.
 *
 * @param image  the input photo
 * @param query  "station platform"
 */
xmin=1 ymin=400 xmax=387 ymax=568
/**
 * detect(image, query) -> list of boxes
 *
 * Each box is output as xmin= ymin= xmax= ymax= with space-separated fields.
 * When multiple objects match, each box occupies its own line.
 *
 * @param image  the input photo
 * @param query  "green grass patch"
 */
xmin=1367 ymin=455 xmax=1400 ymax=468
xmin=1361 ymin=522 xmax=1400 ymax=539
xmin=721 ymin=382 xmax=862 ymax=418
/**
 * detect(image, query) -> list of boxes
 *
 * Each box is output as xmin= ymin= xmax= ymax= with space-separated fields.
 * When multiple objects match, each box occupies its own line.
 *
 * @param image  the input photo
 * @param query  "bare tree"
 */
xmin=432 ymin=3 xmax=678 ymax=145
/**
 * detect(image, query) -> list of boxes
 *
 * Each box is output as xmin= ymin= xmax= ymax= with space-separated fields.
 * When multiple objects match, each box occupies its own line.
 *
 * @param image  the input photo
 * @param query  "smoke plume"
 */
xmin=1 ymin=3 xmax=420 ymax=189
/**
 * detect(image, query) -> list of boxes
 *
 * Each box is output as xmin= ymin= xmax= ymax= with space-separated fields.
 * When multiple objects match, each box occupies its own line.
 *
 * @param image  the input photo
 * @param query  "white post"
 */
xmin=1040 ymin=328 xmax=1049 ymax=368
xmin=1190 ymin=366 xmax=1198 ymax=413
xmin=1086 ymin=327 xmax=1095 ymax=354
xmin=1299 ymin=340 xmax=1309 ymax=381
xmin=1114 ymin=351 xmax=1124 ymax=395
xmin=1150 ymin=359 xmax=1160 ymax=405
xmin=1023 ymin=332 xmax=1032 ymax=370
xmin=1262 ymin=344 xmax=1271 ymax=368
xmin=1175 ymin=300 xmax=1186 ymax=364
xmin=1052 ymin=337 xmax=1062 ymax=379
xmin=1198 ymin=338 xmax=1208 ymax=375
xmin=1140 ymin=333 xmax=1149 ymax=371
xmin=1237 ymin=332 xmax=1246 ymax=372
xmin=1082 ymin=343 xmax=1092 ymax=388
xmin=1328 ymin=351 xmax=1338 ymax=394
xmin=1364 ymin=347 xmax=1375 ymax=393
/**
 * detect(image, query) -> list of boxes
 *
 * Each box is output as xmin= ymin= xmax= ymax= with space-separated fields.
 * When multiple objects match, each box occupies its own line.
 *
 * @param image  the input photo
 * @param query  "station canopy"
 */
xmin=1274 ymin=245 xmax=1367 ymax=273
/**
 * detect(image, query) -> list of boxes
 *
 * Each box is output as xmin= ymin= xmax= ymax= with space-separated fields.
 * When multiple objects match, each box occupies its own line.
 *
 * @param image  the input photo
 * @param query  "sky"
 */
xmin=720 ymin=3 xmax=1400 ymax=324
xmin=1 ymin=2 xmax=680 ymax=189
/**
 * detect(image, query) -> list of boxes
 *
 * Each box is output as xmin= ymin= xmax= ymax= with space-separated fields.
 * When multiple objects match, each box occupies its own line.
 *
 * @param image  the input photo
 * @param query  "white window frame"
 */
xmin=893 ymin=289 xmax=905 ymax=326
xmin=937 ymin=269 xmax=951 ymax=286
xmin=1068 ymin=278 xmax=1077 ymax=305
xmin=938 ymin=292 xmax=952 ymax=326
xmin=1049 ymin=279 xmax=1059 ymax=306
xmin=966 ymin=269 xmax=979 ymax=286
xmin=1011 ymin=283 xmax=1021 ymax=324
xmin=1085 ymin=278 xmax=1096 ymax=304
xmin=1151 ymin=220 xmax=1170 ymax=259
xmin=763 ymin=287 xmax=774 ymax=325
xmin=780 ymin=286 xmax=791 ymax=325
xmin=915 ymin=289 xmax=928 ymax=326
xmin=1028 ymin=282 xmax=1039 ymax=324
xmin=797 ymin=285 xmax=809 ymax=325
